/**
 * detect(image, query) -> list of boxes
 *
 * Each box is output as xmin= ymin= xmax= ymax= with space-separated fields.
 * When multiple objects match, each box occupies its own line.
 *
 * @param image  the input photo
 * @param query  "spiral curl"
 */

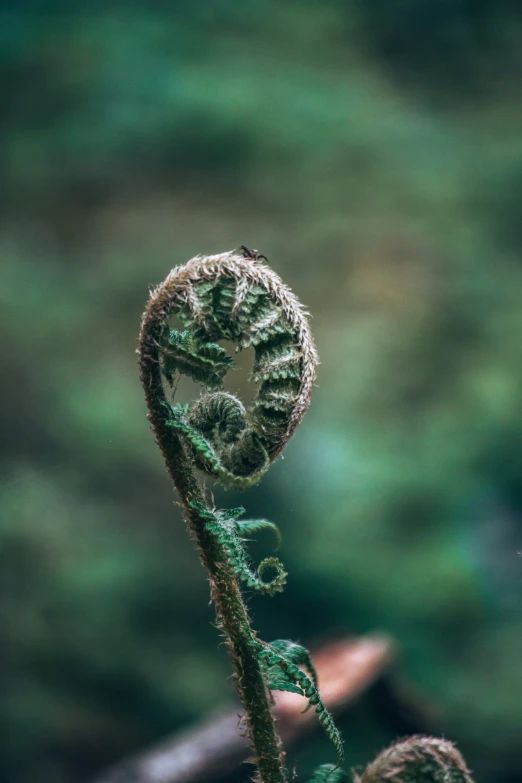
xmin=140 ymin=247 xmax=318 ymax=488
xmin=354 ymin=736 xmax=475 ymax=783
xmin=139 ymin=249 xmax=338 ymax=781
xmin=138 ymin=252 xmax=475 ymax=783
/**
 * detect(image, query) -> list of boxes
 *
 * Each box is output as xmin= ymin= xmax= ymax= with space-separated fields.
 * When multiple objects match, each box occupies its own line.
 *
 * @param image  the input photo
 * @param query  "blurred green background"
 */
xmin=2 ymin=3 xmax=522 ymax=782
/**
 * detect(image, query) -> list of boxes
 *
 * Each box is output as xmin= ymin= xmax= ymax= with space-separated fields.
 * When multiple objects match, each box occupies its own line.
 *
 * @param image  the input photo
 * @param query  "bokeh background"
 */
xmin=2 ymin=3 xmax=522 ymax=782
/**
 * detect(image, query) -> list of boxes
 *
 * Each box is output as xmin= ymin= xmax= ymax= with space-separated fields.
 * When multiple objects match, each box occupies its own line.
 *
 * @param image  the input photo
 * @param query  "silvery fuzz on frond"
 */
xmin=140 ymin=248 xmax=318 ymax=489
xmin=138 ymin=250 xmax=475 ymax=783
xmin=354 ymin=735 xmax=475 ymax=783
xmin=138 ymin=248 xmax=345 ymax=783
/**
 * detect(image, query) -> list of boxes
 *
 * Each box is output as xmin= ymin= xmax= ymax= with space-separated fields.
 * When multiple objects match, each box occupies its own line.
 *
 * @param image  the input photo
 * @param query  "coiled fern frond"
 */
xmin=142 ymin=247 xmax=318 ymax=489
xmin=139 ymin=247 xmax=337 ymax=783
xmin=354 ymin=736 xmax=475 ymax=783
xmin=138 ymin=247 xmax=474 ymax=783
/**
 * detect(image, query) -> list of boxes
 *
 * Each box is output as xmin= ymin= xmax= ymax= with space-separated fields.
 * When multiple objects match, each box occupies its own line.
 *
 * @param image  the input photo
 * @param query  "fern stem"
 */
xmin=138 ymin=305 xmax=287 ymax=783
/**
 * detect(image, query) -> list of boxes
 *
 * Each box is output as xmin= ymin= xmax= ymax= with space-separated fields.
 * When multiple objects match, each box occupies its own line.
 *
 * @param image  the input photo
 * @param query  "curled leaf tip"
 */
xmin=353 ymin=735 xmax=475 ymax=783
xmin=140 ymin=250 xmax=318 ymax=489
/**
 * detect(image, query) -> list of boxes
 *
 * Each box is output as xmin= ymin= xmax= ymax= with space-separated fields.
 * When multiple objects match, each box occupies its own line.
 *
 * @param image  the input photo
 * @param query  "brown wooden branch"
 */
xmin=93 ymin=635 xmax=394 ymax=783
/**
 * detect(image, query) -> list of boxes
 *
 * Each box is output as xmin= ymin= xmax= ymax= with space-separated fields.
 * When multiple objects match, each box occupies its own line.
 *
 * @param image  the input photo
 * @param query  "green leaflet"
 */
xmin=183 ymin=497 xmax=342 ymax=766
xmin=179 ymin=277 xmax=238 ymax=343
xmin=141 ymin=253 xmax=344 ymax=782
xmin=267 ymin=679 xmax=305 ymax=696
xmin=255 ymin=640 xmax=344 ymax=767
xmin=188 ymin=500 xmax=287 ymax=596
xmin=237 ymin=518 xmax=282 ymax=549
xmin=268 ymin=639 xmax=318 ymax=689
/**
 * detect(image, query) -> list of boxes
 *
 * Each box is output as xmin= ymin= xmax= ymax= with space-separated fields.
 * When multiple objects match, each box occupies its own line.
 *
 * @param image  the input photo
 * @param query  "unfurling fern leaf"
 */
xmin=268 ymin=640 xmax=319 ymax=688
xmin=149 ymin=248 xmax=317 ymax=488
xmin=138 ymin=247 xmax=343 ymax=783
xmin=187 ymin=500 xmax=287 ymax=596
xmin=237 ymin=518 xmax=282 ymax=549
xmin=139 ymin=247 xmax=471 ymax=783
xmin=255 ymin=640 xmax=344 ymax=767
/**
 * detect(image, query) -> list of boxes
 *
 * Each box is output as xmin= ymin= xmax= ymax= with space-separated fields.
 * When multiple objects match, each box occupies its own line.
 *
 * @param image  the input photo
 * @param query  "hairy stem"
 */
xmin=138 ymin=307 xmax=287 ymax=783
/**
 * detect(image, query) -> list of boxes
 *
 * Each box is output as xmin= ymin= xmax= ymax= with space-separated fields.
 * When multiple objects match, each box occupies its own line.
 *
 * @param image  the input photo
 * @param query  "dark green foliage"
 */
xmin=268 ymin=640 xmax=319 ymax=690
xmin=178 ymin=277 xmax=239 ymax=342
xmin=353 ymin=0 xmax=522 ymax=92
xmin=160 ymin=328 xmax=234 ymax=389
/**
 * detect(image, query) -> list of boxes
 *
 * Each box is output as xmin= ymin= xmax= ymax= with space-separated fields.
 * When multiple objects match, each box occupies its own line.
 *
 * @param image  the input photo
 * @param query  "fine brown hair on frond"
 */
xmin=139 ymin=248 xmax=318 ymax=488
xmin=353 ymin=735 xmax=475 ymax=783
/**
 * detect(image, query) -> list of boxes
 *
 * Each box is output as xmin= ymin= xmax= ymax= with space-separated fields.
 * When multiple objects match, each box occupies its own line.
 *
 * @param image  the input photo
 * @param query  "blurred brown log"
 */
xmin=93 ymin=635 xmax=394 ymax=783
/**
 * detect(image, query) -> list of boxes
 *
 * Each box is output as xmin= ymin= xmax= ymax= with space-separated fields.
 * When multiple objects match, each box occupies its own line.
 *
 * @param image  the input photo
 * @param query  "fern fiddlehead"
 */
xmin=138 ymin=248 xmax=339 ymax=783
xmin=155 ymin=247 xmax=318 ymax=486
xmin=137 ymin=247 xmax=475 ymax=783
xmin=354 ymin=736 xmax=475 ymax=783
